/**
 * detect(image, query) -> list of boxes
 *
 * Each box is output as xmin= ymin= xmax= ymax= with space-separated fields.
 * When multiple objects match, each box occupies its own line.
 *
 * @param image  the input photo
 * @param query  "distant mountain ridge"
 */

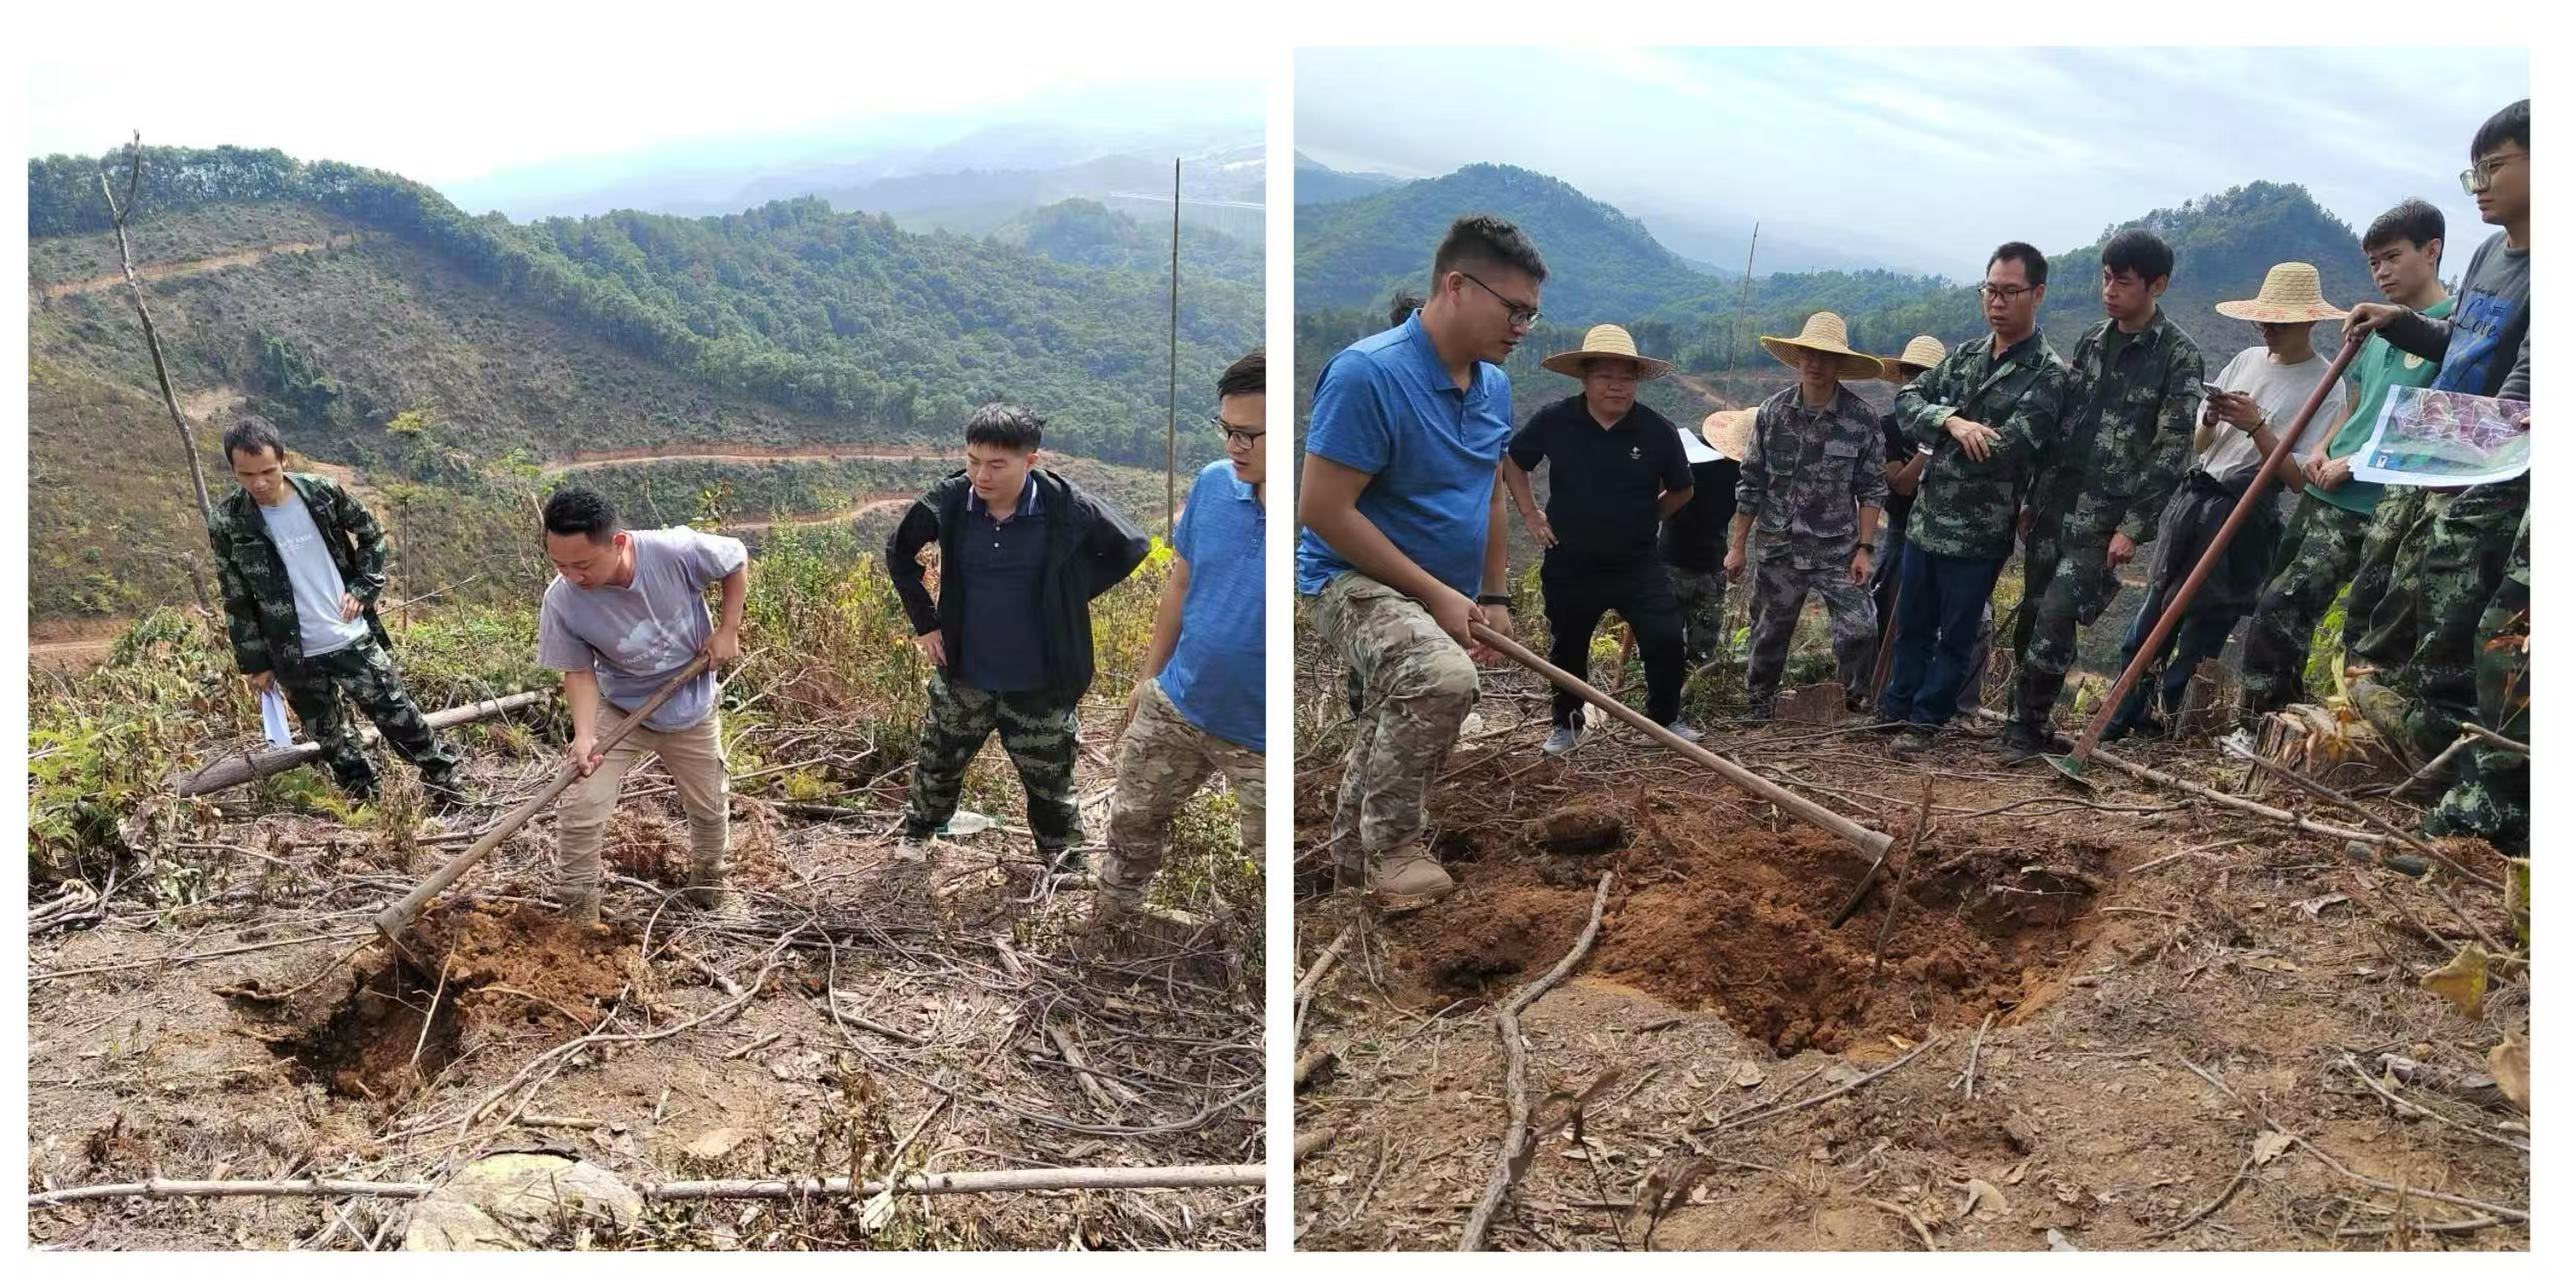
xmin=1295 ymin=159 xmax=2376 ymax=375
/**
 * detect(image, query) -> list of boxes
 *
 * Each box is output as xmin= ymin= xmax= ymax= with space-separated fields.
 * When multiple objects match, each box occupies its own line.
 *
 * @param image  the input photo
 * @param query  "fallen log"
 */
xmin=1469 ymin=627 xmax=1894 ymax=862
xmin=173 ymin=690 xmax=550 ymax=796
xmin=27 ymin=1164 xmax=1264 ymax=1210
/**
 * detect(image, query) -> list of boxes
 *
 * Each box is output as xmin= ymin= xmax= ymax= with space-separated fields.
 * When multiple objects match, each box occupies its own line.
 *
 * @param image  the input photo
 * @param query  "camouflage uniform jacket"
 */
xmin=2035 ymin=310 xmax=2209 ymax=545
xmin=208 ymin=473 xmax=395 ymax=677
xmin=1735 ymin=383 xmax=1888 ymax=552
xmin=1894 ymin=330 xmax=2066 ymax=560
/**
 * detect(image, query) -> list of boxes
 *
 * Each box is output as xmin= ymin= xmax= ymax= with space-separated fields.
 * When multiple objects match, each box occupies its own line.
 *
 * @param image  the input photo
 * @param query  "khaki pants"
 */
xmin=1099 ymin=678 xmax=1264 ymax=900
xmin=556 ymin=704 xmax=728 ymax=903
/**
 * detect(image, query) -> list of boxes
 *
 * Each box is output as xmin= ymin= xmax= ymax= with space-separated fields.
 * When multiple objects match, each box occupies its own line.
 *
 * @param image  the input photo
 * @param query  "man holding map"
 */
xmin=2341 ymin=98 xmax=2530 ymax=803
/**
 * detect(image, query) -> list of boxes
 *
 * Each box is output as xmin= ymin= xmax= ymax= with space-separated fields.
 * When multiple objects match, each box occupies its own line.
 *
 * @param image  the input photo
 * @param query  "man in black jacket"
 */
xmin=885 ymin=403 xmax=1152 ymax=867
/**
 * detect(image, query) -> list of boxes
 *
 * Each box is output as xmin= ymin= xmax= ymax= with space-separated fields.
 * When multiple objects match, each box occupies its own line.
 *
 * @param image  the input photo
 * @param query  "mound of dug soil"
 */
xmin=1401 ymin=790 xmax=2112 ymax=1056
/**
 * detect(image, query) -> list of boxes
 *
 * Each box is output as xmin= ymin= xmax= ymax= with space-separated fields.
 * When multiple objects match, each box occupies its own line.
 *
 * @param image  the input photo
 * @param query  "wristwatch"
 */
xmin=1854 ymin=542 xmax=1875 ymax=553
xmin=1476 ymin=594 xmax=1512 ymax=607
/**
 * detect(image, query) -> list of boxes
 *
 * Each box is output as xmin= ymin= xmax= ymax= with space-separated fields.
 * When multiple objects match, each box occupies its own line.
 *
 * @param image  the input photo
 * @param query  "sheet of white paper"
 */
xmin=259 ymin=687 xmax=294 ymax=748
xmin=1678 ymin=427 xmax=1724 ymax=465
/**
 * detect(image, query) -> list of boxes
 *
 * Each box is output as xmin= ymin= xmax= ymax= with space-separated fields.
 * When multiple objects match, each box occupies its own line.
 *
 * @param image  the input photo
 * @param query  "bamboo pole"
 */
xmin=2075 ymin=334 xmax=2362 ymax=762
xmin=1469 ymin=625 xmax=1893 ymax=861
xmin=1165 ymin=157 xmax=1182 ymax=540
xmin=374 ymin=654 xmax=712 ymax=939
xmin=27 ymin=1164 xmax=1263 ymax=1210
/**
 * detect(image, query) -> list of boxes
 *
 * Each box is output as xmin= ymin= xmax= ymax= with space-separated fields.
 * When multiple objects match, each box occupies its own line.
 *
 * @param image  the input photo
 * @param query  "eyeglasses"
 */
xmin=1214 ymin=417 xmax=1265 ymax=448
xmin=1977 ymin=282 xmax=2035 ymax=302
xmin=1459 ymin=271 xmax=1541 ymax=331
xmin=2460 ymin=151 xmax=2525 ymax=194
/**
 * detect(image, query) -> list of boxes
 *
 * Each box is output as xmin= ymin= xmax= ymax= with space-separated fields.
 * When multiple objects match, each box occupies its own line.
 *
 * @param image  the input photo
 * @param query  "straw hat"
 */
xmin=1700 ymin=407 xmax=1757 ymax=462
xmin=1877 ymin=335 xmax=1947 ymax=382
xmin=2215 ymin=262 xmax=2348 ymax=324
xmin=1541 ymin=323 xmax=1673 ymax=381
xmin=1760 ymin=311 xmax=1887 ymax=381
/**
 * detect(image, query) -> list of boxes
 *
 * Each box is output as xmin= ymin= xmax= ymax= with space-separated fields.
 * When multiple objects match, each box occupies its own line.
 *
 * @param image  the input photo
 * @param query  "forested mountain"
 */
xmin=996 ymin=198 xmax=1262 ymax=285
xmin=1296 ymin=161 xmax=2376 ymax=386
xmin=1294 ymin=153 xmax=1405 ymax=206
xmin=27 ymin=145 xmax=1248 ymax=618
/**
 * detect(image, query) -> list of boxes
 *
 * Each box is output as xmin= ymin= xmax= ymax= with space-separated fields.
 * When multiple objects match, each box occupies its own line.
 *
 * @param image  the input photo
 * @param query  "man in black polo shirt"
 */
xmin=887 ymin=402 xmax=1153 ymax=868
xmin=1500 ymin=325 xmax=1696 ymax=754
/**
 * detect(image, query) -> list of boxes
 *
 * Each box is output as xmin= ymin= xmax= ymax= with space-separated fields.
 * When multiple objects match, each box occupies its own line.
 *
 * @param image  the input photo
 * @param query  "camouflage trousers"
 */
xmin=1312 ymin=571 xmax=1479 ymax=872
xmin=2008 ymin=494 xmax=2131 ymax=734
xmin=2346 ymin=485 xmax=2452 ymax=666
xmin=1097 ymin=678 xmax=1264 ymax=902
xmin=2382 ymin=477 xmax=2528 ymax=761
xmin=902 ymin=674 xmax=1082 ymax=855
xmin=2426 ymin=511 xmax=2528 ymax=855
xmin=275 ymin=635 xmax=461 ymax=797
xmin=1743 ymin=536 xmax=1876 ymax=706
xmin=556 ymin=705 xmax=727 ymax=908
xmin=1666 ymin=564 xmax=1731 ymax=669
xmin=2237 ymin=496 xmax=2369 ymax=712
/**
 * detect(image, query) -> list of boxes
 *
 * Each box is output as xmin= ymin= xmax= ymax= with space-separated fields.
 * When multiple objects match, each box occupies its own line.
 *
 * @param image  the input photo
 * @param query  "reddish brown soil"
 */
xmin=255 ymin=902 xmax=640 ymax=1099
xmin=1405 ymin=787 xmax=2109 ymax=1056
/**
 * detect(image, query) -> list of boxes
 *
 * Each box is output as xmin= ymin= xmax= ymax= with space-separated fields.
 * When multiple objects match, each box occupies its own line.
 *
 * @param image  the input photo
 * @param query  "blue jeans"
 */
xmin=1878 ymin=541 xmax=2006 ymax=729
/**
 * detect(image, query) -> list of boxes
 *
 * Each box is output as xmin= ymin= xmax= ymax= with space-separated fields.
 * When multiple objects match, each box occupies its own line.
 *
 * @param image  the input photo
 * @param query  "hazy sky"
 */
xmin=25 ymin=16 xmax=1260 ymax=191
xmin=1298 ymin=46 xmax=2527 ymax=277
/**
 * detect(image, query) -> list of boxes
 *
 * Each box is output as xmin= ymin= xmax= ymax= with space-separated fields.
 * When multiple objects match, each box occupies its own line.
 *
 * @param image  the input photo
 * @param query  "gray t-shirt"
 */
xmin=538 ymin=527 xmax=748 ymax=730
xmin=2194 ymin=347 xmax=2346 ymax=483
xmin=257 ymin=489 xmax=368 ymax=657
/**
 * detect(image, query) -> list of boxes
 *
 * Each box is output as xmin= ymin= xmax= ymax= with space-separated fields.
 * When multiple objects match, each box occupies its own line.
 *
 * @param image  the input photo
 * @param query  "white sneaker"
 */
xmin=1665 ymin=720 xmax=1703 ymax=744
xmin=1542 ymin=725 xmax=1580 ymax=756
xmin=892 ymin=837 xmax=932 ymax=863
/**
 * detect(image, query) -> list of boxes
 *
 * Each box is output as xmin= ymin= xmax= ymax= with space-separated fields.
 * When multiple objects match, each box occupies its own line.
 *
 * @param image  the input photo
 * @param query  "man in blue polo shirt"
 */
xmin=1300 ymin=214 xmax=1539 ymax=912
xmin=1092 ymin=351 xmax=1268 ymax=929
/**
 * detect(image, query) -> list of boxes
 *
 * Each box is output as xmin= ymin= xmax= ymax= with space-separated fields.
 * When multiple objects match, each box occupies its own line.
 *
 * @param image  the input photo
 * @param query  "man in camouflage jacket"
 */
xmin=1881 ymin=249 xmax=2066 ymax=756
xmin=1728 ymin=312 xmax=1890 ymax=715
xmin=208 ymin=418 xmax=464 ymax=804
xmin=2001 ymin=231 xmax=2208 ymax=764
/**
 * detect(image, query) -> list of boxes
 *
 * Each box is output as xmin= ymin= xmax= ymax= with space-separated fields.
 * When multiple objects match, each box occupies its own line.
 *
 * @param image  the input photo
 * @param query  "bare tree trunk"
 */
xmin=98 ymin=134 xmax=216 ymax=532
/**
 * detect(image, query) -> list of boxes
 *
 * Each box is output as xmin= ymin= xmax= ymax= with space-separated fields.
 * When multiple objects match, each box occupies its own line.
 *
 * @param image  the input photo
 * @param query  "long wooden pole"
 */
xmin=1166 ymin=157 xmax=1182 ymax=539
xmin=98 ymin=134 xmax=215 ymax=530
xmin=374 ymin=653 xmax=713 ymax=939
xmin=1469 ymin=625 xmax=1894 ymax=861
xmin=2073 ymin=333 xmax=2362 ymax=762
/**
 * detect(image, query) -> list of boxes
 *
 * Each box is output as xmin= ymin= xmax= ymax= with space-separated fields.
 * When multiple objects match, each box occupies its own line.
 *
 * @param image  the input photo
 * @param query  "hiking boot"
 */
xmin=1664 ymin=720 xmax=1703 ymax=745
xmin=1542 ymin=724 xmax=1581 ymax=756
xmin=558 ymin=885 xmax=602 ymax=929
xmin=1992 ymin=725 xmax=2051 ymax=768
xmin=2100 ymin=711 xmax=2165 ymax=744
xmin=423 ymin=773 xmax=472 ymax=816
xmin=892 ymin=834 xmax=933 ymax=863
xmin=1364 ymin=844 xmax=1455 ymax=913
xmin=1739 ymin=698 xmax=1774 ymax=725
xmin=1888 ymin=727 xmax=1939 ymax=759
xmin=682 ymin=860 xmax=739 ymax=915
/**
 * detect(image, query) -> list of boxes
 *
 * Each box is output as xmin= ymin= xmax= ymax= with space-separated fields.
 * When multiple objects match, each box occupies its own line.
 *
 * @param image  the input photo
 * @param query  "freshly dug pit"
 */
xmin=1403 ymin=790 xmax=2111 ymax=1056
xmin=254 ymin=902 xmax=641 ymax=1099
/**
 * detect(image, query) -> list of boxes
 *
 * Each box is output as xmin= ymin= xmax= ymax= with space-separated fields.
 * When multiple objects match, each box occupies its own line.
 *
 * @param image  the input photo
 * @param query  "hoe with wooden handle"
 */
xmin=2052 ymin=331 xmax=2364 ymax=789
xmin=1469 ymin=624 xmax=1894 ymax=863
xmin=374 ymin=651 xmax=716 ymax=942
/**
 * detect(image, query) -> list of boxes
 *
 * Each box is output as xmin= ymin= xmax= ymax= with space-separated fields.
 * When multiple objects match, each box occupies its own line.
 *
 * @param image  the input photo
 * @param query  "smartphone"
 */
xmin=2201 ymin=381 xmax=2229 ymax=398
